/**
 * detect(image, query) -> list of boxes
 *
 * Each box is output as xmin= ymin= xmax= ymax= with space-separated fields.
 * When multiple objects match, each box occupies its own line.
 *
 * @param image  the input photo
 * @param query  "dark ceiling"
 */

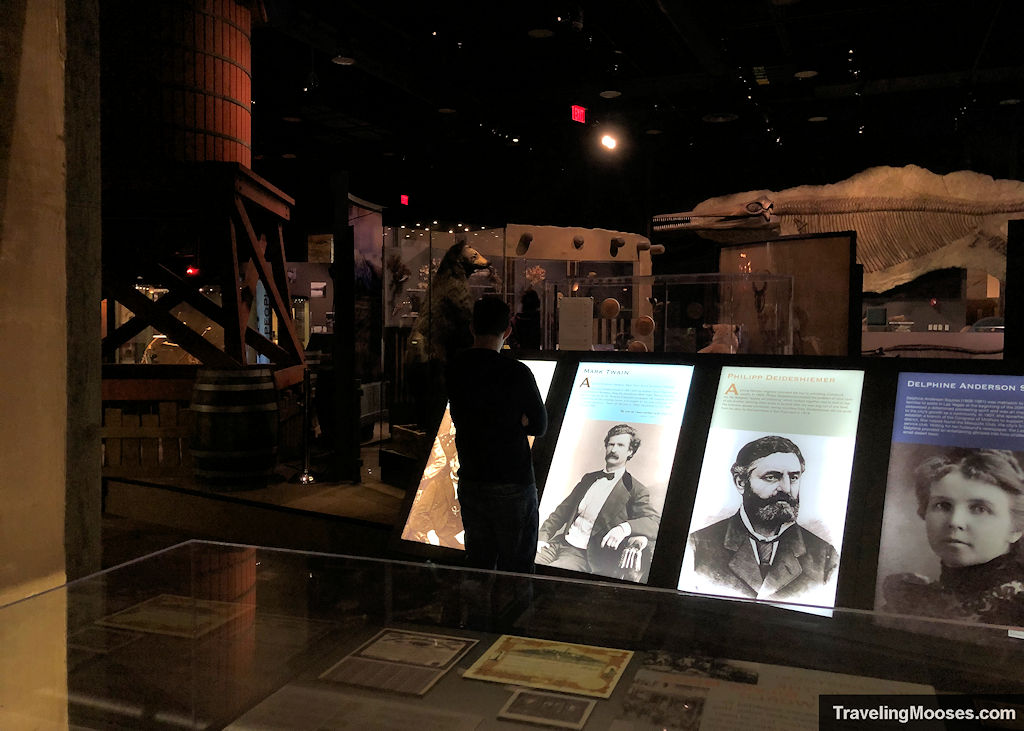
xmin=249 ymin=0 xmax=1024 ymax=233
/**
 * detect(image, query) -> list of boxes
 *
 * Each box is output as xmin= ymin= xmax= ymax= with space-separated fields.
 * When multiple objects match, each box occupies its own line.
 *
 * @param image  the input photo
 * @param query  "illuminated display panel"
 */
xmin=874 ymin=373 xmax=1024 ymax=625
xmin=536 ymin=362 xmax=694 ymax=584
xmin=678 ymin=366 xmax=864 ymax=608
xmin=399 ymin=359 xmax=557 ymax=550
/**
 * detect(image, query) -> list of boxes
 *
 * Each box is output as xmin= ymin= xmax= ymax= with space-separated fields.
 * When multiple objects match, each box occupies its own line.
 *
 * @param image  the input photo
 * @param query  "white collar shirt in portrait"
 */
xmin=738 ymin=505 xmax=796 ymax=567
xmin=565 ymin=467 xmax=625 ymax=549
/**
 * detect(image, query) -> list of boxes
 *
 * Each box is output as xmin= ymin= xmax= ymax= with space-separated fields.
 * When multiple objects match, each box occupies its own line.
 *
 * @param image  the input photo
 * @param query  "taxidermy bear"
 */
xmin=404 ymin=241 xmax=491 ymax=426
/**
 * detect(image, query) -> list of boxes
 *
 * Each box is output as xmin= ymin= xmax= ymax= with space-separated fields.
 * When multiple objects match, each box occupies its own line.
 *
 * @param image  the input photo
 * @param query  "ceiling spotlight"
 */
xmin=331 ymin=54 xmax=356 ymax=66
xmin=281 ymin=153 xmax=297 ymax=159
xmin=601 ymin=134 xmax=617 ymax=150
xmin=794 ymin=69 xmax=818 ymax=79
xmin=599 ymin=89 xmax=622 ymax=99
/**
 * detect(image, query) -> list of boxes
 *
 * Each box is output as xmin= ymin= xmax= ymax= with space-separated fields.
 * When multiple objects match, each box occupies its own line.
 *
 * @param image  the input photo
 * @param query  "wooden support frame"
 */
xmin=232 ymin=196 xmax=305 ymax=362
xmin=102 ymin=164 xmax=305 ymax=370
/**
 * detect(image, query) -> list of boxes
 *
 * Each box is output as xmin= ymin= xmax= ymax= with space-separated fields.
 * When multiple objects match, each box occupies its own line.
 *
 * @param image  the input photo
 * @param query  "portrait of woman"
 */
xmin=882 ymin=448 xmax=1024 ymax=626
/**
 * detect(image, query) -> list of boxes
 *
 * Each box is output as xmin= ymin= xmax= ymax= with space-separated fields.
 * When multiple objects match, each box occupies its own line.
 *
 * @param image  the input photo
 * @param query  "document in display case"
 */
xmin=399 ymin=358 xmax=557 ymax=551
xmin=678 ymin=366 xmax=864 ymax=607
xmin=874 ymin=372 xmax=1024 ymax=627
xmin=535 ymin=361 xmax=695 ymax=583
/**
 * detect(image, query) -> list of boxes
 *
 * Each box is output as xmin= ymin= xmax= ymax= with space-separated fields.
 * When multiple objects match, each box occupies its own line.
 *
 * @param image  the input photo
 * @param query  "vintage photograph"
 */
xmin=400 ymin=406 xmax=465 ymax=550
xmin=96 ymin=594 xmax=251 ymax=638
xmin=875 ymin=442 xmax=1024 ymax=626
xmin=463 ymin=634 xmax=633 ymax=699
xmin=498 ymin=689 xmax=596 ymax=730
xmin=319 ymin=629 xmax=477 ymax=696
xmin=537 ymin=419 xmax=674 ymax=583
xmin=619 ymin=670 xmax=708 ymax=731
xmin=679 ymin=429 xmax=853 ymax=606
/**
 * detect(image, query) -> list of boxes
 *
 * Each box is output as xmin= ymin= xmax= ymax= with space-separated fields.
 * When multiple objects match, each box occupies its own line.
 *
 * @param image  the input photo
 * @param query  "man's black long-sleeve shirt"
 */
xmin=445 ymin=349 xmax=547 ymax=485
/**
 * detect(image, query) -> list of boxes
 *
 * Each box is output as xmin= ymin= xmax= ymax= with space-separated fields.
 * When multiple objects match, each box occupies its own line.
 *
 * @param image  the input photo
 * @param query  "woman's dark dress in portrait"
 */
xmin=883 ymin=553 xmax=1024 ymax=626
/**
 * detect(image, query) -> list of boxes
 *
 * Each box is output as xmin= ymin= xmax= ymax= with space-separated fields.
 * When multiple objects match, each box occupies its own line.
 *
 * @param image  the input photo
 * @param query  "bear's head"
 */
xmin=439 ymin=241 xmax=490 ymax=278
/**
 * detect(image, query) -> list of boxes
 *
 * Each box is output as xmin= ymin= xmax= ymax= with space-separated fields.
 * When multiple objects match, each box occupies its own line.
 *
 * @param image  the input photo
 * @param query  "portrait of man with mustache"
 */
xmin=687 ymin=435 xmax=839 ymax=601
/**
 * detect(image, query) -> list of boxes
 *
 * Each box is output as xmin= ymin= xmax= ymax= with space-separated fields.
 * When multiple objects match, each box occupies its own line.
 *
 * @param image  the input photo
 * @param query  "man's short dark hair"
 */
xmin=472 ymin=295 xmax=511 ymax=336
xmin=731 ymin=435 xmax=804 ymax=486
xmin=605 ymin=424 xmax=641 ymax=456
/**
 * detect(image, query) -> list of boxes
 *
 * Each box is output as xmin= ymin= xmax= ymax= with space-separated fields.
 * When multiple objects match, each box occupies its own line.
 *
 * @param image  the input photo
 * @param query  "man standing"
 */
xmin=446 ymin=296 xmax=547 ymax=572
xmin=536 ymin=424 xmax=659 ymax=578
xmin=687 ymin=435 xmax=838 ymax=601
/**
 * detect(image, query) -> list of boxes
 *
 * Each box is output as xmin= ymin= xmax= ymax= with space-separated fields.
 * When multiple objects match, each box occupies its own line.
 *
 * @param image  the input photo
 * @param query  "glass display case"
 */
xmin=383 ymin=226 xmax=506 ymax=330
xmin=544 ymin=273 xmax=794 ymax=354
xmin=4 ymin=541 xmax=1023 ymax=729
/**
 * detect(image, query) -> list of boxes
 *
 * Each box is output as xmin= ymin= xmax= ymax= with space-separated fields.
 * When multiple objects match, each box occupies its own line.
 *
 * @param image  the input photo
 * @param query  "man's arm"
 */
xmin=622 ymin=479 xmax=660 ymax=538
xmin=520 ymin=369 xmax=547 ymax=437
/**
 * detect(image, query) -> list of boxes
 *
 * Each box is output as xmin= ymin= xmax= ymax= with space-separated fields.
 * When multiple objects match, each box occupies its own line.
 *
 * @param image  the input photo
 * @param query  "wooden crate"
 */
xmin=102 ymin=402 xmax=195 ymax=477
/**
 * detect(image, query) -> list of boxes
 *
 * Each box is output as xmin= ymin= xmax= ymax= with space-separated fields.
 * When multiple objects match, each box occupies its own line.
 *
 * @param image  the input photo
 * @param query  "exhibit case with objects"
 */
xmin=3 ymin=539 xmax=1024 ymax=730
xmin=543 ymin=272 xmax=795 ymax=355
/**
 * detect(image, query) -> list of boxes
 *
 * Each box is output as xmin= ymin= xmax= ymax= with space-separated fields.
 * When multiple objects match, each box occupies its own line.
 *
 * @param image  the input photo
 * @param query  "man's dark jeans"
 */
xmin=458 ymin=479 xmax=538 ymax=573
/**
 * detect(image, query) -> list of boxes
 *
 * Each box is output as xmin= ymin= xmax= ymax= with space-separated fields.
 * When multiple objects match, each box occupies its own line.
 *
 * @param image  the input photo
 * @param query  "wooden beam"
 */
xmin=101 ymin=378 xmax=195 ymax=401
xmin=104 ymin=279 xmax=240 ymax=368
xmin=245 ymin=328 xmax=293 ymax=363
xmin=269 ymin=222 xmax=293 ymax=306
xmin=273 ymin=364 xmax=305 ymax=390
xmin=153 ymin=264 xmax=294 ymax=364
xmin=233 ymin=196 xmax=305 ymax=364
xmin=102 ymin=288 xmax=186 ymax=356
xmin=235 ymin=175 xmax=292 ymax=220
xmin=222 ymin=216 xmax=247 ymax=362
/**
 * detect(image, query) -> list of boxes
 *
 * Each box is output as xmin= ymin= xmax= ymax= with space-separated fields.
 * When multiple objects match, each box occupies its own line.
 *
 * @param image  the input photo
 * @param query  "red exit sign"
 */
xmin=400 ymin=194 xmax=409 ymax=205
xmin=571 ymin=105 xmax=586 ymax=123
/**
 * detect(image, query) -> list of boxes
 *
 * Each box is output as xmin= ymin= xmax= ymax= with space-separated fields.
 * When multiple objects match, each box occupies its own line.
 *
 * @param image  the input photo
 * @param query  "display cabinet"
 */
xmin=543 ymin=273 xmax=795 ymax=354
xmin=3 ymin=540 xmax=1023 ymax=729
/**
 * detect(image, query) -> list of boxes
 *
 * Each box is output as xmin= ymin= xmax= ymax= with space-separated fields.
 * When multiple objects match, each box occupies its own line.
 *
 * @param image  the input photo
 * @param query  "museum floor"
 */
xmin=101 ymin=434 xmax=408 ymax=569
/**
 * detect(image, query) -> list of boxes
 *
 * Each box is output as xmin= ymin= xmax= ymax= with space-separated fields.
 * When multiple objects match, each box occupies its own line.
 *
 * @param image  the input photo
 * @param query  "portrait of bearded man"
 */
xmin=686 ymin=435 xmax=839 ymax=601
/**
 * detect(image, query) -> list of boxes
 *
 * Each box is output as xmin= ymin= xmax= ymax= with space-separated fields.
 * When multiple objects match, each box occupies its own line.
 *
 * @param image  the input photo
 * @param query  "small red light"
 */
xmin=185 ymin=265 xmax=200 ymax=277
xmin=400 ymin=194 xmax=409 ymax=205
xmin=929 ymin=297 xmax=938 ymax=307
xmin=571 ymin=105 xmax=586 ymax=124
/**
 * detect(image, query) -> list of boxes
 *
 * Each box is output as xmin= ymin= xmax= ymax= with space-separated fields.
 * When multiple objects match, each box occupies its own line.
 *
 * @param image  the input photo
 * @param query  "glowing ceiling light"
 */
xmin=601 ymin=135 xmax=617 ymax=150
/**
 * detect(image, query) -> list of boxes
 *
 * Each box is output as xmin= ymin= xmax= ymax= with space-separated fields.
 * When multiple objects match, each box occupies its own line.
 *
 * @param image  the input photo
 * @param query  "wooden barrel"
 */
xmin=190 ymin=367 xmax=278 ymax=488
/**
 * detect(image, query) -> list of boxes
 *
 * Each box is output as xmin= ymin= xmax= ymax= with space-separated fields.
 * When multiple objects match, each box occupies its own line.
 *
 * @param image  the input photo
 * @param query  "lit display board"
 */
xmin=874 ymin=373 xmax=1024 ymax=625
xmin=678 ymin=367 xmax=864 ymax=607
xmin=399 ymin=359 xmax=557 ymax=550
xmin=536 ymin=362 xmax=695 ymax=584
